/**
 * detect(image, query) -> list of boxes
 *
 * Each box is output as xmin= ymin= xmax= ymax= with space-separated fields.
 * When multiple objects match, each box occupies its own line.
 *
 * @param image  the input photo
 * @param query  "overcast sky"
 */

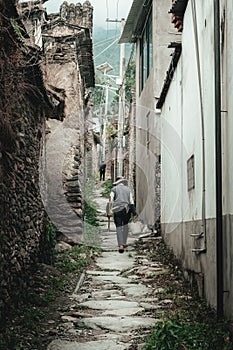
xmin=43 ymin=0 xmax=133 ymax=28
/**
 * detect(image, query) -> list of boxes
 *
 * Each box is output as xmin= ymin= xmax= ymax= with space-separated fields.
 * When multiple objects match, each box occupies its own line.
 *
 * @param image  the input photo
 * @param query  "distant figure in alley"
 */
xmin=99 ymin=162 xmax=106 ymax=181
xmin=108 ymin=177 xmax=137 ymax=253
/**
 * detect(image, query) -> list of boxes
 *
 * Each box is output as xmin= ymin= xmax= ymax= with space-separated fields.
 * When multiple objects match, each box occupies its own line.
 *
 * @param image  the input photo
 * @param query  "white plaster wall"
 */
xmin=161 ymin=0 xmax=215 ymax=226
xmin=161 ymin=0 xmax=218 ymax=310
xmin=161 ymin=64 xmax=183 ymax=230
xmin=135 ymin=0 xmax=176 ymax=225
xmin=159 ymin=0 xmax=233 ymax=318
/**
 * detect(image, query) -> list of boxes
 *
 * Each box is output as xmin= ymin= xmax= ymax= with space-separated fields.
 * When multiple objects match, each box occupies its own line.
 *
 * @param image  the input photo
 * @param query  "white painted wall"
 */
xmin=162 ymin=0 xmax=216 ymax=226
xmin=160 ymin=0 xmax=233 ymax=318
xmin=161 ymin=0 xmax=217 ymax=309
xmin=135 ymin=0 xmax=176 ymax=225
xmin=161 ymin=63 xmax=183 ymax=230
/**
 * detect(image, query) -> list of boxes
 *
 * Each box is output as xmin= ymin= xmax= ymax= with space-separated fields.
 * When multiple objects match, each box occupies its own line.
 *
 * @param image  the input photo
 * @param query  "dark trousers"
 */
xmin=113 ymin=208 xmax=131 ymax=246
xmin=99 ymin=170 xmax=105 ymax=181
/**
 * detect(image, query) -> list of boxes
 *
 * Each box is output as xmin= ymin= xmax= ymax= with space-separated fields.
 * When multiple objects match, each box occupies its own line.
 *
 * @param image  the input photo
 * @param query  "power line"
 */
xmin=94 ymin=36 xmax=118 ymax=48
xmin=94 ymin=37 xmax=119 ymax=59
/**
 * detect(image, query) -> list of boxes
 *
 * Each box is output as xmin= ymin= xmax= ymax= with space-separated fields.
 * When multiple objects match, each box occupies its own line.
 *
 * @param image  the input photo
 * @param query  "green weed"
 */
xmin=83 ymin=180 xmax=101 ymax=246
xmin=40 ymin=220 xmax=57 ymax=264
xmin=55 ymin=245 xmax=94 ymax=273
xmin=142 ymin=240 xmax=233 ymax=350
xmin=144 ymin=316 xmax=232 ymax=350
xmin=101 ymin=179 xmax=112 ymax=198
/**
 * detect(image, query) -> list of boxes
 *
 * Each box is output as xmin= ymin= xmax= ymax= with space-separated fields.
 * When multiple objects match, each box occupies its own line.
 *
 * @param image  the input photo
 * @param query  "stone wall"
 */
xmin=0 ymin=0 xmax=50 ymax=320
xmin=59 ymin=1 xmax=93 ymax=32
xmin=17 ymin=0 xmax=47 ymax=48
xmin=0 ymin=0 xmax=95 ymax=320
xmin=39 ymin=2 xmax=94 ymax=244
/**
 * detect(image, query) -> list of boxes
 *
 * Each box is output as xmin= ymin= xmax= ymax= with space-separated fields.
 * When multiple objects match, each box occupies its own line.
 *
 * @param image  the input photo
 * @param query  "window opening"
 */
xmin=139 ymin=8 xmax=153 ymax=94
xmin=187 ymin=155 xmax=195 ymax=191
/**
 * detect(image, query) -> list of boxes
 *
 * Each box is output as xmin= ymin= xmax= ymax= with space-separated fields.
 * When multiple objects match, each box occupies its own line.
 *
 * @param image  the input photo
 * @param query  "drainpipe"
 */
xmin=191 ymin=0 xmax=207 ymax=253
xmin=214 ymin=0 xmax=223 ymax=318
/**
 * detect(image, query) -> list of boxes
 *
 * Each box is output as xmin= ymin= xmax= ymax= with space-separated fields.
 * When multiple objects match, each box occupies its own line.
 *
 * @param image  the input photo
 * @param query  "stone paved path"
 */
xmin=47 ymin=184 xmax=166 ymax=350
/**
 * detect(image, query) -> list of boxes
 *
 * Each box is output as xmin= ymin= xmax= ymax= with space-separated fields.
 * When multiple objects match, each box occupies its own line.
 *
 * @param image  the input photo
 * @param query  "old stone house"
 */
xmin=0 ymin=0 xmax=95 ymax=321
xmin=17 ymin=0 xmax=95 ymax=242
xmin=0 ymin=0 xmax=51 ymax=320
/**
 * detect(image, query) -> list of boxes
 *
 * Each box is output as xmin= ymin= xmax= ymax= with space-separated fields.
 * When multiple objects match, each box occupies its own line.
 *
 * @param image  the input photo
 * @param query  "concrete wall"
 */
xmin=160 ymin=0 xmax=233 ymax=318
xmin=135 ymin=0 xmax=176 ymax=226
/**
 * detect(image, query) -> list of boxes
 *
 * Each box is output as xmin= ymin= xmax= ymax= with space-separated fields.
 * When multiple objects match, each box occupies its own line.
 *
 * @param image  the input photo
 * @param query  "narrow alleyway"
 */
xmin=46 ymin=183 xmax=172 ymax=350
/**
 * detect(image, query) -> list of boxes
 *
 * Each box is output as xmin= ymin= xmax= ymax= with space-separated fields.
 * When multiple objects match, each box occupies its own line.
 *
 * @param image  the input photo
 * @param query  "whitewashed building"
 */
xmin=156 ymin=0 xmax=233 ymax=319
xmin=120 ymin=0 xmax=176 ymax=229
xmin=122 ymin=0 xmax=233 ymax=320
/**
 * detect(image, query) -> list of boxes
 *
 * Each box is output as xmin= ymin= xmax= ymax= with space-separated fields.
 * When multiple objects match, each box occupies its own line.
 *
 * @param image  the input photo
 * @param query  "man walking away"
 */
xmin=99 ymin=162 xmax=106 ymax=181
xmin=109 ymin=177 xmax=137 ymax=253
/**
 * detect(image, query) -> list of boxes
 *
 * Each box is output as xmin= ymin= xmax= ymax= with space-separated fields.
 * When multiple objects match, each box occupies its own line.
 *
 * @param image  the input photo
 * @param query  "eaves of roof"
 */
xmin=119 ymin=0 xmax=152 ymax=44
xmin=156 ymin=42 xmax=182 ymax=109
xmin=42 ymin=19 xmax=84 ymax=32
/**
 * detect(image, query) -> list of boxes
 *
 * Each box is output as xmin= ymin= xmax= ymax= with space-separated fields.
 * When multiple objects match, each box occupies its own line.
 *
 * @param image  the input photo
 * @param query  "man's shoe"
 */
xmin=118 ymin=245 xmax=124 ymax=253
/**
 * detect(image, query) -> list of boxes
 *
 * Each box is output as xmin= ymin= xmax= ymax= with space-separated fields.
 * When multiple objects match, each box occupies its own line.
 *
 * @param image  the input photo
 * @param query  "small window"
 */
xmin=187 ymin=155 xmax=195 ymax=191
xmin=139 ymin=8 xmax=153 ymax=94
xmin=146 ymin=112 xmax=150 ymax=155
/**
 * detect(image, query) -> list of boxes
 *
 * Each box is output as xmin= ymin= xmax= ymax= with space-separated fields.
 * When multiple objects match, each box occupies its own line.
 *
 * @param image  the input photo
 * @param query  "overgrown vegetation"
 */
xmin=40 ymin=220 xmax=57 ymax=264
xmin=0 ymin=245 xmax=99 ymax=349
xmin=83 ymin=179 xmax=100 ymax=246
xmin=144 ymin=316 xmax=232 ymax=350
xmin=140 ymin=239 xmax=233 ymax=350
xmin=84 ymin=200 xmax=99 ymax=227
xmin=101 ymin=179 xmax=112 ymax=198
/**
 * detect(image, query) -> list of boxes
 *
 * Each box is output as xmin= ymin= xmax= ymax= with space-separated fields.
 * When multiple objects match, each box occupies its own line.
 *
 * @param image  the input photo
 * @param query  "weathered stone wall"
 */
xmin=0 ymin=0 xmax=95 ymax=320
xmin=0 ymin=0 xmax=50 ymax=320
xmin=39 ymin=2 xmax=94 ymax=244
xmin=59 ymin=0 xmax=93 ymax=33
xmin=17 ymin=0 xmax=47 ymax=48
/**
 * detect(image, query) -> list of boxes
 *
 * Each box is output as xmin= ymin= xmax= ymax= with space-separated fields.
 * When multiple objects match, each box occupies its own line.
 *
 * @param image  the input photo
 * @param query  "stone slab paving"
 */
xmin=47 ymin=184 xmax=160 ymax=350
xmin=48 ymin=340 xmax=129 ymax=350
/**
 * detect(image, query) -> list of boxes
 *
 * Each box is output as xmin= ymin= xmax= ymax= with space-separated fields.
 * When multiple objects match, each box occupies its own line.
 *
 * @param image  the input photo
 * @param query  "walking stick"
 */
xmin=106 ymin=202 xmax=111 ymax=231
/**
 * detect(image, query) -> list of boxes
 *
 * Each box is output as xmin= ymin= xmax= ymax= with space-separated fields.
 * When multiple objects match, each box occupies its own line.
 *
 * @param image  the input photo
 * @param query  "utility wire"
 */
xmin=94 ymin=36 xmax=118 ymax=48
xmin=94 ymin=37 xmax=119 ymax=59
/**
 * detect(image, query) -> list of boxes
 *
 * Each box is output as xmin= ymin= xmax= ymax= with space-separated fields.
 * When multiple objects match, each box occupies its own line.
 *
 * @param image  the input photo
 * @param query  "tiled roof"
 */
xmin=170 ymin=0 xmax=189 ymax=16
xmin=169 ymin=0 xmax=189 ymax=32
